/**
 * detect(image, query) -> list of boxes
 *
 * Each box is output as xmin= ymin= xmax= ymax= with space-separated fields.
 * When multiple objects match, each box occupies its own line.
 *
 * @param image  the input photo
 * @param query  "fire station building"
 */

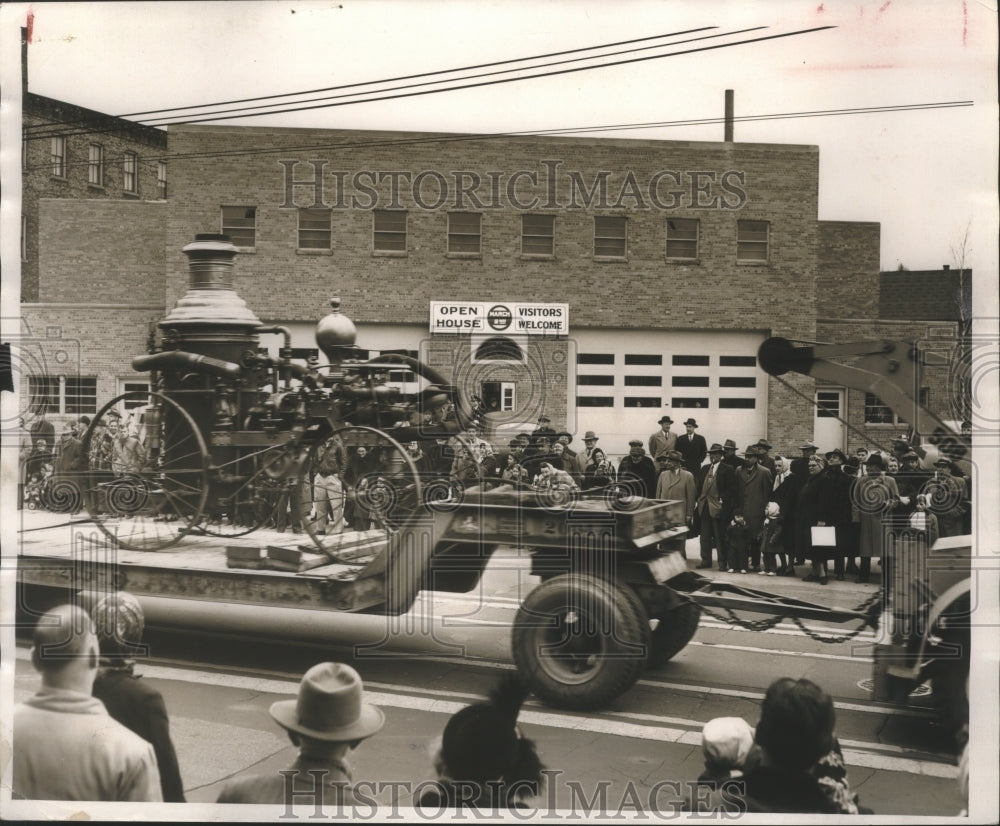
xmin=21 ymin=120 xmax=962 ymax=460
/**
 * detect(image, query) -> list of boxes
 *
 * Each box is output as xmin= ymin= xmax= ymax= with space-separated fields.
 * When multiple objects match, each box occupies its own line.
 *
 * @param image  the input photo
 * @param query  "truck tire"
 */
xmin=647 ymin=602 xmax=701 ymax=668
xmin=512 ymin=573 xmax=650 ymax=710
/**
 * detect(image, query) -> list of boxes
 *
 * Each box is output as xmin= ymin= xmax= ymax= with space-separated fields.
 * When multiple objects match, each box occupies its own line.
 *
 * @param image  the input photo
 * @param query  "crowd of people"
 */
xmin=15 ymin=597 xmax=968 ymax=814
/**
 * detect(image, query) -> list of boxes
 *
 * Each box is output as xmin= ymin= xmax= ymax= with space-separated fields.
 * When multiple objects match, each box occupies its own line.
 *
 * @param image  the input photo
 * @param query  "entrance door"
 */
xmin=813 ymin=388 xmax=846 ymax=453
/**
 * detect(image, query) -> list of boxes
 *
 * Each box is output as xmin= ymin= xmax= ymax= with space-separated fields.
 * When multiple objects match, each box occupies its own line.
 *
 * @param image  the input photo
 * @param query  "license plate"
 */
xmin=648 ymin=552 xmax=688 ymax=583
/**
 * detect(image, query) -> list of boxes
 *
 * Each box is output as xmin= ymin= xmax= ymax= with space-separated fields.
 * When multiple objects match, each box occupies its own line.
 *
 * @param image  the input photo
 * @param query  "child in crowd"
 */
xmin=698 ymin=716 xmax=755 ymax=784
xmin=726 ymin=509 xmax=753 ymax=573
xmin=760 ymin=501 xmax=785 ymax=576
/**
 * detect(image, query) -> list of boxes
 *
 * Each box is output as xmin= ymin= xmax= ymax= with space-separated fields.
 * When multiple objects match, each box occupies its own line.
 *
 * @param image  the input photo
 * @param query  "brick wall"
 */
xmin=879 ymin=269 xmax=970 ymax=322
xmin=817 ymin=221 xmax=880 ymax=318
xmin=21 ymin=94 xmax=166 ymax=302
xmin=38 ymin=200 xmax=166 ymax=303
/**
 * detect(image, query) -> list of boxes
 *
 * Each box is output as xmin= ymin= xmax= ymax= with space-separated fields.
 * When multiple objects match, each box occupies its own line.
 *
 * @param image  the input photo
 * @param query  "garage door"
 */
xmin=571 ymin=329 xmax=767 ymax=462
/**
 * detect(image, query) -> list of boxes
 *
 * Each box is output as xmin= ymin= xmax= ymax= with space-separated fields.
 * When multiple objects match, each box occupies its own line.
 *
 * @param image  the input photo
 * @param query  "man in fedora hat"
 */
xmin=721 ymin=439 xmax=745 ymax=471
xmin=217 ymin=662 xmax=384 ymax=805
xmin=655 ymin=451 xmax=697 ymax=526
xmin=573 ymin=431 xmax=600 ymax=482
xmin=649 ymin=415 xmax=677 ymax=462
xmin=618 ymin=440 xmax=658 ymax=499
xmin=695 ymin=444 xmax=738 ymax=570
xmin=790 ymin=441 xmax=819 ymax=475
xmin=530 ymin=415 xmax=557 ymax=445
xmin=755 ymin=439 xmax=776 ymax=474
xmin=675 ymin=418 xmax=708 ymax=476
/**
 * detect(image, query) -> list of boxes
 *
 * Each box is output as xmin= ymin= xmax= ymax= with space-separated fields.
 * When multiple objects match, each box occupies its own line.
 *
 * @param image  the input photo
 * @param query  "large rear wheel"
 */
xmin=512 ymin=573 xmax=650 ymax=710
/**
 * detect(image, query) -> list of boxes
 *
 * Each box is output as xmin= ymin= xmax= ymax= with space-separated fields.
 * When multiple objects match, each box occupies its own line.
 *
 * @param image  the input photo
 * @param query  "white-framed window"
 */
xmin=521 ymin=214 xmax=554 ymax=256
xmin=221 ymin=206 xmax=257 ymax=248
xmin=373 ymin=210 xmax=407 ymax=252
xmin=28 ymin=375 xmax=98 ymax=415
xmin=123 ymin=151 xmax=138 ymax=193
xmin=118 ymin=380 xmax=151 ymax=409
xmin=157 ymin=161 xmax=168 ymax=199
xmin=50 ymin=136 xmax=66 ymax=178
xmin=737 ymin=219 xmax=769 ymax=262
xmin=88 ymin=144 xmax=104 ymax=186
xmin=448 ymin=212 xmax=482 ymax=254
xmin=298 ymin=207 xmax=331 ymax=250
xmin=666 ymin=217 xmax=699 ymax=260
xmin=864 ymin=391 xmax=928 ymax=425
xmin=594 ymin=216 xmax=626 ymax=258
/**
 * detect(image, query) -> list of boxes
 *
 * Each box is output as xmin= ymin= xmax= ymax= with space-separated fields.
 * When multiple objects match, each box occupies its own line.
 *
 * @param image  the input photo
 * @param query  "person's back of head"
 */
xmin=92 ymin=591 xmax=145 ymax=661
xmin=702 ymin=716 xmax=754 ymax=776
xmin=435 ymin=673 xmax=543 ymax=803
xmin=754 ymin=677 xmax=835 ymax=771
xmin=31 ymin=604 xmax=99 ymax=692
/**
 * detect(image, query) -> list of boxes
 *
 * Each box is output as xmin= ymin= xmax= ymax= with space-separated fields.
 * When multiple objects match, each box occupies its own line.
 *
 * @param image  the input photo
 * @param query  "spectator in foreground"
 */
xmin=91 ymin=591 xmax=186 ymax=802
xmin=732 ymin=677 xmax=863 ymax=814
xmin=418 ymin=673 xmax=544 ymax=810
xmin=12 ymin=604 xmax=162 ymax=801
xmin=698 ymin=716 xmax=755 ymax=784
xmin=217 ymin=662 xmax=384 ymax=804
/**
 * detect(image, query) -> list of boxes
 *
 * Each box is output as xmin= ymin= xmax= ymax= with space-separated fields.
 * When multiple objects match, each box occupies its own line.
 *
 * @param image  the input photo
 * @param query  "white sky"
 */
xmin=1 ymin=0 xmax=997 ymax=279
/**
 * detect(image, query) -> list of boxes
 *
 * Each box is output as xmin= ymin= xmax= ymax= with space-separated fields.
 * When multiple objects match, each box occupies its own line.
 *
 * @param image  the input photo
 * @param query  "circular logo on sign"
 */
xmin=487 ymin=304 xmax=513 ymax=331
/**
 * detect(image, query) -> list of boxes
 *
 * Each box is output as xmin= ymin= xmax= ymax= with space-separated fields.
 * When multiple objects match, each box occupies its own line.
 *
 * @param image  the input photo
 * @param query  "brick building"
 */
xmin=20 ymin=120 xmax=961 ymax=460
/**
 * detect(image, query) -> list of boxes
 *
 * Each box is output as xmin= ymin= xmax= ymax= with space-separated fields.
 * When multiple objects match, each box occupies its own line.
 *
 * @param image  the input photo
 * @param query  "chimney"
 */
xmin=724 ymin=90 xmax=734 ymax=142
xmin=943 ymin=264 xmax=950 ymax=271
xmin=21 ymin=27 xmax=28 ymax=95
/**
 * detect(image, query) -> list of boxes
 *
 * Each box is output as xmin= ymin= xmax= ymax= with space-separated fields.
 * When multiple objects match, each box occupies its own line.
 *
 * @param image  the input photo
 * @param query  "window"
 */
xmin=719 ymin=398 xmax=756 ymax=409
xmin=577 ymin=375 xmax=615 ymax=385
xmin=298 ymin=208 xmax=331 ymax=250
xmin=625 ymin=397 xmax=662 ymax=407
xmin=719 ymin=376 xmax=756 ymax=388
xmin=123 ymin=152 xmax=138 ymax=193
xmin=120 ymin=382 xmax=151 ymax=409
xmin=666 ymin=217 xmax=699 ymax=259
xmin=737 ymin=220 xmax=769 ymax=262
xmin=50 ymin=136 xmax=66 ymax=178
xmin=88 ymin=144 xmax=104 ymax=186
xmin=672 ymin=355 xmax=710 ymax=366
xmin=522 ymin=214 xmax=554 ymax=256
xmin=577 ymin=396 xmax=615 ymax=407
xmin=577 ymin=353 xmax=615 ymax=365
xmin=672 ymin=376 xmax=710 ymax=387
xmin=624 ymin=354 xmax=662 ymax=366
xmin=374 ymin=210 xmax=407 ymax=252
xmin=624 ymin=375 xmax=661 ymax=386
xmin=221 ymin=206 xmax=257 ymax=248
xmin=720 ymin=355 xmax=757 ymax=367
xmin=157 ymin=161 xmax=168 ymax=199
xmin=672 ymin=397 xmax=708 ymax=408
xmin=816 ymin=390 xmax=841 ymax=418
xmin=864 ymin=393 xmax=894 ymax=424
xmin=594 ymin=216 xmax=626 ymax=258
xmin=481 ymin=381 xmax=516 ymax=412
xmin=448 ymin=212 xmax=481 ymax=254
xmin=28 ymin=376 xmax=98 ymax=415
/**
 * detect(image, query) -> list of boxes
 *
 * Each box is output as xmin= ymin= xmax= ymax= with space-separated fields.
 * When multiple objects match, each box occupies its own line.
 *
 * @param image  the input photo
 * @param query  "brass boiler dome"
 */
xmin=316 ymin=298 xmax=357 ymax=363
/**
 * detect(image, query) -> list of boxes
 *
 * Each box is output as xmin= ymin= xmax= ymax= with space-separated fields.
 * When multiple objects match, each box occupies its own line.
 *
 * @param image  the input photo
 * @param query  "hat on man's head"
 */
xmin=664 ymin=450 xmax=683 ymax=463
xmin=800 ymin=441 xmax=818 ymax=452
xmin=92 ymin=591 xmax=145 ymax=657
xmin=756 ymin=439 xmax=773 ymax=451
xmin=684 ymin=418 xmax=699 ymax=427
xmin=723 ymin=439 xmax=738 ymax=450
xmin=555 ymin=431 xmax=572 ymax=441
xmin=628 ymin=439 xmax=643 ymax=448
xmin=744 ymin=445 xmax=760 ymax=457
xmin=583 ymin=431 xmax=599 ymax=442
xmin=825 ymin=449 xmax=847 ymax=463
xmin=708 ymin=443 xmax=725 ymax=454
xmin=933 ymin=456 xmax=953 ymax=467
xmin=866 ymin=453 xmax=885 ymax=469
xmin=106 ymin=408 xmax=122 ymax=420
xmin=270 ymin=662 xmax=384 ymax=742
xmin=658 ymin=416 xmax=673 ymax=425
xmin=702 ymin=717 xmax=755 ymax=770
xmin=78 ymin=415 xmax=91 ymax=427
xmin=845 ymin=456 xmax=861 ymax=472
xmin=537 ymin=415 xmax=551 ymax=424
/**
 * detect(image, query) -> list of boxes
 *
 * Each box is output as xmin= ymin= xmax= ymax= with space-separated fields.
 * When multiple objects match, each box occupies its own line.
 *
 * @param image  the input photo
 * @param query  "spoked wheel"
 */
xmin=512 ymin=573 xmax=651 ymax=710
xmin=646 ymin=602 xmax=701 ymax=668
xmin=298 ymin=426 xmax=423 ymax=557
xmin=195 ymin=442 xmax=290 ymax=539
xmin=82 ymin=391 xmax=209 ymax=551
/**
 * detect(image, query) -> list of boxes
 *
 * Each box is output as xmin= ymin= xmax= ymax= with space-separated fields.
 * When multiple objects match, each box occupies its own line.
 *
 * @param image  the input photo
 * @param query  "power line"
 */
xmin=24 ymin=100 xmax=974 ymax=176
xmin=26 ymin=26 xmax=724 ymax=137
xmin=24 ymin=24 xmax=832 ymax=141
xmin=24 ymin=26 xmax=720 ymax=130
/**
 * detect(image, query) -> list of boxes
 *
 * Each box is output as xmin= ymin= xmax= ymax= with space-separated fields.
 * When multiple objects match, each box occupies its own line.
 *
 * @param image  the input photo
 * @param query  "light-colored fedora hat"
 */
xmin=270 ymin=662 xmax=385 ymax=742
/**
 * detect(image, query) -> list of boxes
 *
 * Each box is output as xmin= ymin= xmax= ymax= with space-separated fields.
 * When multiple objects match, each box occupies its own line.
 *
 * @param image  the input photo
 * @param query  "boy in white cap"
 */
xmin=698 ymin=716 xmax=755 ymax=783
xmin=217 ymin=662 xmax=384 ymax=805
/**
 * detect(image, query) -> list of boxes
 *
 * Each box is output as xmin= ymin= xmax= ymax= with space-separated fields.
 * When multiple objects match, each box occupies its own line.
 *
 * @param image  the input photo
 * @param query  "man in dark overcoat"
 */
xmin=675 ymin=418 xmax=708 ymax=476
xmin=695 ymin=443 xmax=738 ymax=570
